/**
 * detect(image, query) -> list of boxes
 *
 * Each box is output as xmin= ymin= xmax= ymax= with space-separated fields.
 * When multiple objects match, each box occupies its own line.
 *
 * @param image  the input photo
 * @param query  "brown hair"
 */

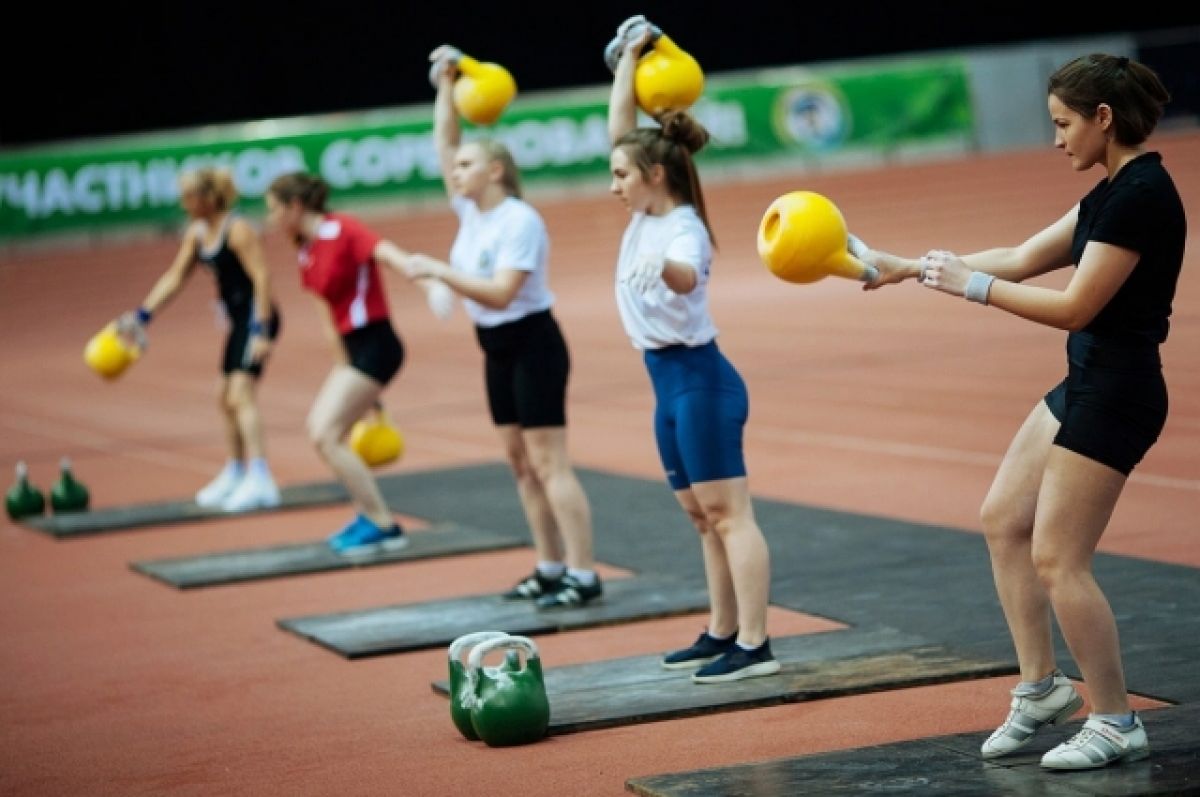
xmin=614 ymin=111 xmax=716 ymax=247
xmin=472 ymin=139 xmax=523 ymax=198
xmin=1048 ymin=53 xmax=1170 ymax=146
xmin=180 ymin=166 xmax=238 ymax=211
xmin=266 ymin=172 xmax=330 ymax=212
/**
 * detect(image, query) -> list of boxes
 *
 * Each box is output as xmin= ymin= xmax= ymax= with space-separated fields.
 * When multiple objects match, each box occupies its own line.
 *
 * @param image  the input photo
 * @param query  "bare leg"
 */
xmin=306 ymin=366 xmax=391 ymax=527
xmin=216 ymin=377 xmax=245 ymax=462
xmin=226 ymin=372 xmax=266 ymax=461
xmin=980 ymin=401 xmax=1061 ymax=682
xmin=521 ymin=426 xmax=593 ymax=569
xmin=686 ymin=477 xmax=771 ymax=647
xmin=674 ymin=488 xmax=738 ymax=639
xmin=495 ymin=425 xmax=564 ymax=564
xmin=1033 ymin=447 xmax=1130 ymax=714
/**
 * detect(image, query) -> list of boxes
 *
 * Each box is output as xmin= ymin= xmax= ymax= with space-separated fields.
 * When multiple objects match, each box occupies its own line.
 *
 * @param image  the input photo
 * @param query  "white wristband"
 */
xmin=965 ymin=271 xmax=995 ymax=304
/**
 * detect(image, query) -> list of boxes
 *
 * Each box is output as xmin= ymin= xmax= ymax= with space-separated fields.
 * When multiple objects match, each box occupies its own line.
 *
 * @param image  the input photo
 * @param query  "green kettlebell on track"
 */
xmin=447 ymin=631 xmax=510 ymax=741
xmin=5 ymin=461 xmax=45 ymax=520
xmin=50 ymin=457 xmax=90 ymax=514
xmin=467 ymin=634 xmax=550 ymax=747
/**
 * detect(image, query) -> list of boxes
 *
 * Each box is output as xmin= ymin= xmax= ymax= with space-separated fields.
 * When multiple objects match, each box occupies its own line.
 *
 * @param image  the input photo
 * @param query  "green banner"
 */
xmin=0 ymin=58 xmax=972 ymax=240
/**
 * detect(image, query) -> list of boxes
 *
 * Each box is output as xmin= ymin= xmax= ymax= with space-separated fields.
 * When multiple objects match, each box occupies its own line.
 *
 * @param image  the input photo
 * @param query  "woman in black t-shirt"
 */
xmin=863 ymin=54 xmax=1184 ymax=771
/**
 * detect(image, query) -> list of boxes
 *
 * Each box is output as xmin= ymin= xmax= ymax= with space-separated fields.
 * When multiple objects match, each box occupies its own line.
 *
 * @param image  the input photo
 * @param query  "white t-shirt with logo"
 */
xmin=615 ymin=205 xmax=717 ymax=350
xmin=449 ymin=195 xmax=554 ymax=328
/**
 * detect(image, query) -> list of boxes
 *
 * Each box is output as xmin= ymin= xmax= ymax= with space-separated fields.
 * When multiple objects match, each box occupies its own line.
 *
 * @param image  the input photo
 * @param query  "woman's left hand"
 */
xmin=249 ymin=334 xmax=272 ymax=364
xmin=403 ymin=253 xmax=449 ymax=281
xmin=919 ymin=250 xmax=971 ymax=296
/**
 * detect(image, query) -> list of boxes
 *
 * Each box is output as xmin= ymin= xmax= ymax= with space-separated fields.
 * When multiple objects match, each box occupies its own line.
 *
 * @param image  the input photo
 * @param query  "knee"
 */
xmin=306 ymin=419 xmax=337 ymax=459
xmin=683 ymin=507 xmax=709 ymax=535
xmin=1030 ymin=543 xmax=1067 ymax=591
xmin=699 ymin=503 xmax=735 ymax=537
xmin=980 ymin=495 xmax=1029 ymax=548
xmin=505 ymin=448 xmax=537 ymax=486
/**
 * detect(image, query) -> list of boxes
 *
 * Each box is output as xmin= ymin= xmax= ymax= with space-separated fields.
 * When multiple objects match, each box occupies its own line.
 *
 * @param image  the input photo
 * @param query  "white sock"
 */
xmin=567 ymin=567 xmax=596 ymax=586
xmin=537 ymin=561 xmax=565 ymax=579
xmin=248 ymin=458 xmax=272 ymax=480
xmin=223 ymin=460 xmax=246 ymax=479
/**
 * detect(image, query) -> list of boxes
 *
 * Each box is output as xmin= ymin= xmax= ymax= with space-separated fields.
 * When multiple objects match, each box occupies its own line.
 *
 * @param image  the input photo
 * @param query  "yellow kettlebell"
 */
xmin=757 ymin=191 xmax=877 ymax=284
xmin=453 ymin=55 xmax=517 ymax=126
xmin=635 ymin=34 xmax=704 ymax=116
xmin=349 ymin=408 xmax=404 ymax=468
xmin=84 ymin=323 xmax=141 ymax=380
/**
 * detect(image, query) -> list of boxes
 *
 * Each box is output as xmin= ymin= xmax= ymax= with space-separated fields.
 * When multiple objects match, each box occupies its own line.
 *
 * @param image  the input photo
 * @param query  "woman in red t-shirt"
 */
xmin=265 ymin=172 xmax=452 ymax=554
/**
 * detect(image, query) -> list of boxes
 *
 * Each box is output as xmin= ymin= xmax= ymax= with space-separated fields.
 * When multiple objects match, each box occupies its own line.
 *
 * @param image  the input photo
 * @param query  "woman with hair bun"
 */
xmin=606 ymin=22 xmax=778 ymax=683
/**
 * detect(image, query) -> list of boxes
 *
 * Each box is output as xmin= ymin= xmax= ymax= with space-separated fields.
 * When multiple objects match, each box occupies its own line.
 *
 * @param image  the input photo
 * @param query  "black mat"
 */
xmin=432 ymin=626 xmax=1013 ymax=735
xmin=18 ymin=476 xmax=374 ymax=537
xmin=360 ymin=463 xmax=1200 ymax=704
xmin=626 ymin=702 xmax=1200 ymax=796
xmin=129 ymin=522 xmax=524 ymax=589
xmin=278 ymin=578 xmax=711 ymax=659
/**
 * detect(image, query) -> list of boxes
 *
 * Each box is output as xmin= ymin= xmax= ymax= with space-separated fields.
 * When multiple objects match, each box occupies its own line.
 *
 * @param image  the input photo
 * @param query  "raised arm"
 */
xmin=430 ymin=45 xmax=462 ymax=197
xmin=609 ymin=28 xmax=653 ymax=144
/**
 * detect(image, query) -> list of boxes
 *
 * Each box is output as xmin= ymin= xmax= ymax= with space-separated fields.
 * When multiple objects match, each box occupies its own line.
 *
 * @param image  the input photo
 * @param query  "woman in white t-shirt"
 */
xmin=605 ymin=25 xmax=778 ymax=683
xmin=401 ymin=45 xmax=601 ymax=609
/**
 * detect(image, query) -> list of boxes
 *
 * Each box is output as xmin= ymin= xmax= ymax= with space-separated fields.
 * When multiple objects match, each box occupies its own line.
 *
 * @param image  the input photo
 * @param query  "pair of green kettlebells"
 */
xmin=447 ymin=631 xmax=549 ymax=747
xmin=5 ymin=459 xmax=90 ymax=520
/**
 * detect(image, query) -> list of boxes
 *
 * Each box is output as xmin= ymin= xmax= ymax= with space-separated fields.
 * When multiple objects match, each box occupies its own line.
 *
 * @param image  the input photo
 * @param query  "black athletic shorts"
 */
xmin=222 ymin=303 xmax=281 ymax=377
xmin=343 ymin=319 xmax=404 ymax=386
xmin=474 ymin=309 xmax=569 ymax=428
xmin=1043 ymin=331 xmax=1167 ymax=476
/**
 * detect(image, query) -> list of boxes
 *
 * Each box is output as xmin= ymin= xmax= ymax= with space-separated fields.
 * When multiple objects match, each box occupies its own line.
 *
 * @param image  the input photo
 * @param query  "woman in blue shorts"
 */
xmin=865 ymin=54 xmax=1184 ymax=770
xmin=606 ymin=23 xmax=779 ymax=683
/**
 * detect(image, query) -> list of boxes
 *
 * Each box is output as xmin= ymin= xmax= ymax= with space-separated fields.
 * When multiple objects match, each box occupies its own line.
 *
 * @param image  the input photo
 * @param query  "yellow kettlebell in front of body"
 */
xmin=349 ymin=408 xmax=404 ymax=468
xmin=757 ymin=191 xmax=877 ymax=284
xmin=84 ymin=323 xmax=141 ymax=380
xmin=453 ymin=55 xmax=517 ymax=126
xmin=635 ymin=34 xmax=704 ymax=116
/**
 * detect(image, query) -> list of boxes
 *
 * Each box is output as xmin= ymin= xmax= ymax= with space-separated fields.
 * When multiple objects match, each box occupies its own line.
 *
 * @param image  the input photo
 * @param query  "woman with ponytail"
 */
xmin=606 ymin=22 xmax=778 ymax=683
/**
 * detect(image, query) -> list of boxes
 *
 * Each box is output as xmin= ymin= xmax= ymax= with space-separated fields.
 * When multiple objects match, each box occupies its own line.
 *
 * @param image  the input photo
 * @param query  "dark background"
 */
xmin=6 ymin=2 xmax=1198 ymax=147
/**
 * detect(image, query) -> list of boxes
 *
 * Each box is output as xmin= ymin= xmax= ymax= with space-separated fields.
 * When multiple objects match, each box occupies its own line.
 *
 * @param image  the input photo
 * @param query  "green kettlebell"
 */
xmin=5 ymin=461 xmax=45 ymax=520
xmin=447 ymin=631 xmax=510 ymax=740
xmin=467 ymin=635 xmax=550 ymax=747
xmin=50 ymin=457 xmax=90 ymax=514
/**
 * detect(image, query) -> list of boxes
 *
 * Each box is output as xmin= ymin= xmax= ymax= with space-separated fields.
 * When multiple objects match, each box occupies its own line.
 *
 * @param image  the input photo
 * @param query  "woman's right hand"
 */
xmin=428 ymin=45 xmax=462 ymax=87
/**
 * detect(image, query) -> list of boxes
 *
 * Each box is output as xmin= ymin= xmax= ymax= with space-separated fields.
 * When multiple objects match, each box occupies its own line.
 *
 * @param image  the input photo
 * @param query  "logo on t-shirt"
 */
xmin=477 ymin=249 xmax=494 ymax=276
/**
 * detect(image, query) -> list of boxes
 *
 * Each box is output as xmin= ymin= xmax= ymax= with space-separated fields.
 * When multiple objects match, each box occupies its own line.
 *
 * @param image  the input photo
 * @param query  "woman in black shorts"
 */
xmin=398 ymin=46 xmax=601 ymax=608
xmin=265 ymin=172 xmax=451 ymax=555
xmin=864 ymin=54 xmax=1184 ymax=770
xmin=117 ymin=166 xmax=283 ymax=513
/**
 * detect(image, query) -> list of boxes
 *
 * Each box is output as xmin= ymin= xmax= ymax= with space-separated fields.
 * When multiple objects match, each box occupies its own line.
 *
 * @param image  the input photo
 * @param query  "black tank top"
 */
xmin=196 ymin=214 xmax=254 ymax=311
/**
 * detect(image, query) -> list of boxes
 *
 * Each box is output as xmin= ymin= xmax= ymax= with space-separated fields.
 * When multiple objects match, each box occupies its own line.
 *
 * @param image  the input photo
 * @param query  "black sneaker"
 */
xmin=534 ymin=574 xmax=603 ymax=609
xmin=692 ymin=639 xmax=781 ymax=683
xmin=661 ymin=631 xmax=738 ymax=670
xmin=502 ymin=570 xmax=563 ymax=600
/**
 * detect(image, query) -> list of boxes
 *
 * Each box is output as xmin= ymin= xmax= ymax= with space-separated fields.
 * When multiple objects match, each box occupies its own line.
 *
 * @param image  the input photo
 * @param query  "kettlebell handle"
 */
xmin=448 ymin=631 xmax=509 ymax=663
xmin=468 ymin=634 xmax=539 ymax=673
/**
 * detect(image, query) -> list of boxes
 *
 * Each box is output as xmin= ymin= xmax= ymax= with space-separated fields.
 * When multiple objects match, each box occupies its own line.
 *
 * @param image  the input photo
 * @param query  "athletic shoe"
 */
xmin=661 ymin=631 xmax=738 ymax=670
xmin=692 ymin=639 xmax=781 ymax=683
xmin=1041 ymin=715 xmax=1150 ymax=770
xmin=502 ymin=570 xmax=563 ymax=600
xmin=327 ymin=515 xmax=408 ymax=556
xmin=220 ymin=473 xmax=281 ymax=512
xmin=195 ymin=466 xmax=243 ymax=508
xmin=980 ymin=671 xmax=1084 ymax=759
xmin=534 ymin=574 xmax=604 ymax=609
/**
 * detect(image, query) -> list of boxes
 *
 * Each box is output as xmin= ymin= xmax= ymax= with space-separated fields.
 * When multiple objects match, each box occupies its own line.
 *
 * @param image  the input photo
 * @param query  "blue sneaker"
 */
xmin=661 ymin=630 xmax=738 ymax=670
xmin=692 ymin=638 xmax=781 ymax=684
xmin=327 ymin=514 xmax=408 ymax=555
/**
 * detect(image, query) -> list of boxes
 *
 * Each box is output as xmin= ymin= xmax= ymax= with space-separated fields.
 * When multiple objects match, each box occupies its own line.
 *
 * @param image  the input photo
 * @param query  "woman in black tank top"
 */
xmin=113 ymin=167 xmax=283 ymax=513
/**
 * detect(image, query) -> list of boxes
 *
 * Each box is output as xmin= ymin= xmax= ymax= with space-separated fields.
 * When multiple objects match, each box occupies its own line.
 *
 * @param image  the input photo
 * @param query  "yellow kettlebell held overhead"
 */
xmin=757 ymin=191 xmax=878 ymax=284
xmin=635 ymin=33 xmax=704 ymax=116
xmin=349 ymin=405 xmax=404 ymax=468
xmin=84 ymin=322 xmax=142 ymax=380
xmin=453 ymin=54 xmax=517 ymax=126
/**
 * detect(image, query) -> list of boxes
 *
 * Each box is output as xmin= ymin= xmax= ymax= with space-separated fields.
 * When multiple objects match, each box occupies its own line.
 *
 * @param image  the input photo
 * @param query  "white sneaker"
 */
xmin=220 ymin=473 xmax=281 ymax=512
xmin=1041 ymin=715 xmax=1149 ymax=770
xmin=980 ymin=671 xmax=1084 ymax=759
xmin=195 ymin=467 xmax=244 ymax=508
